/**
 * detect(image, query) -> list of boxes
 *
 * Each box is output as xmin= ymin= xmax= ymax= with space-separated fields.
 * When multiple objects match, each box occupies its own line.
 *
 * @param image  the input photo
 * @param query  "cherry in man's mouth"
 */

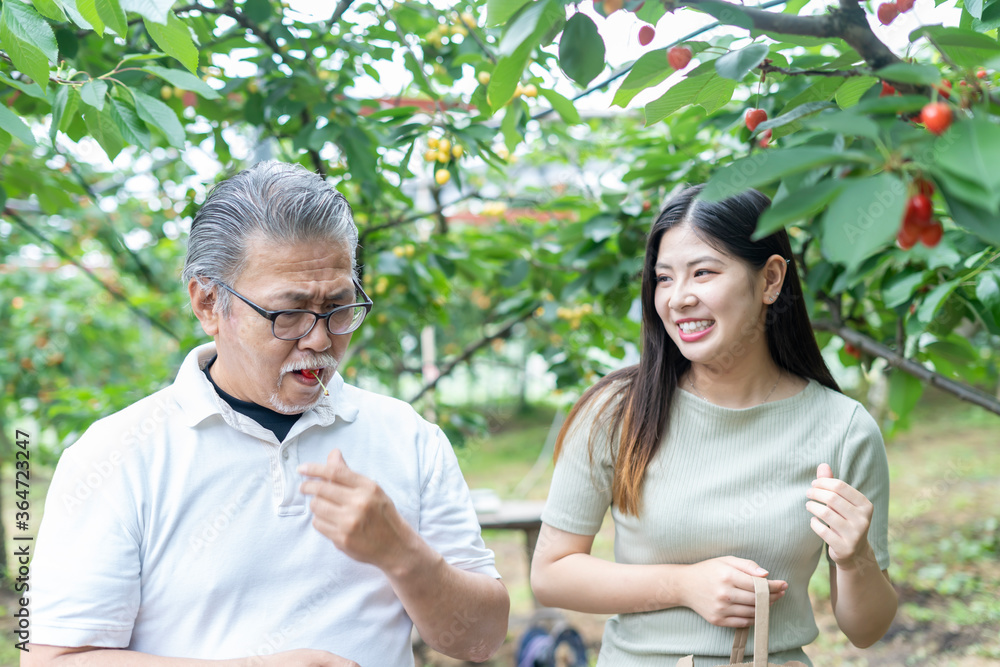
xmin=291 ymin=368 xmax=330 ymax=395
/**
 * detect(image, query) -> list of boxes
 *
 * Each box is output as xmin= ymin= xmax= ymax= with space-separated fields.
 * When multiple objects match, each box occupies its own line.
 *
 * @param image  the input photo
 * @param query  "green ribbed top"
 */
xmin=541 ymin=379 xmax=890 ymax=667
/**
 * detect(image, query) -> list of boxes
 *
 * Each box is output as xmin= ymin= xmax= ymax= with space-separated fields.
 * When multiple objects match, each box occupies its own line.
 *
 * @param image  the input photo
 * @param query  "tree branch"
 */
xmin=408 ymin=306 xmax=538 ymax=404
xmin=5 ymin=210 xmax=180 ymax=342
xmin=812 ymin=319 xmax=1000 ymax=416
xmin=684 ymin=0 xmax=912 ymax=87
xmin=759 ymin=64 xmax=867 ymax=78
xmin=325 ymin=0 xmax=355 ymax=33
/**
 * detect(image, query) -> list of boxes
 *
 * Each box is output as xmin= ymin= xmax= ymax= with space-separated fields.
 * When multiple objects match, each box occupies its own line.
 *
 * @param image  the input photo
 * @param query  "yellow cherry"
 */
xmin=435 ymin=169 xmax=451 ymax=185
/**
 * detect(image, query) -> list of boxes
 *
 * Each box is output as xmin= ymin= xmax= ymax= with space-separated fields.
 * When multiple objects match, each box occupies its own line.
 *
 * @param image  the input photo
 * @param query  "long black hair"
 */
xmin=554 ymin=185 xmax=840 ymax=515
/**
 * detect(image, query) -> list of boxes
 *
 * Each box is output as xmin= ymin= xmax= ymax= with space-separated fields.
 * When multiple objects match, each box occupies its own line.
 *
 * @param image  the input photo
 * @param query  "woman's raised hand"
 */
xmin=680 ymin=556 xmax=787 ymax=627
xmin=806 ymin=463 xmax=876 ymax=571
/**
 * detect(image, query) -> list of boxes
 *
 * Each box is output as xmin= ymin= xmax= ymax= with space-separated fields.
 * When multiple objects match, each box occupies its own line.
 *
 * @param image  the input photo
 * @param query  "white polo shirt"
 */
xmin=30 ymin=343 xmax=499 ymax=665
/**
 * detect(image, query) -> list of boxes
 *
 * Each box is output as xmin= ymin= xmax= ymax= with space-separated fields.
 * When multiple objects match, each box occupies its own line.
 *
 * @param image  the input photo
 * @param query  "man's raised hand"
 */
xmin=298 ymin=449 xmax=413 ymax=572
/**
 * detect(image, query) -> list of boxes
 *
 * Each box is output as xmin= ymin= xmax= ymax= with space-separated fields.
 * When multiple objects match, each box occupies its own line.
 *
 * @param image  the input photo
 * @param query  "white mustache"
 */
xmin=281 ymin=356 xmax=340 ymax=374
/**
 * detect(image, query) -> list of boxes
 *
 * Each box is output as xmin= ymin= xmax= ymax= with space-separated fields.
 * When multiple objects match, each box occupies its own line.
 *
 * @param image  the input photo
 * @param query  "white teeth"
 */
xmin=678 ymin=320 xmax=714 ymax=334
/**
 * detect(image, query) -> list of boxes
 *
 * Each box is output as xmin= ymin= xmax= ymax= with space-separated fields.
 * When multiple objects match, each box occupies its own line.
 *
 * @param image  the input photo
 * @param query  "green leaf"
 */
xmin=755 ymin=100 xmax=834 ymax=134
xmin=584 ymin=214 xmax=618 ymax=242
xmin=96 ymin=0 xmax=128 ymax=37
xmin=912 ymin=25 xmax=1000 ymax=68
xmin=966 ymin=0 xmax=984 ymax=19
xmin=119 ymin=0 xmax=174 ymax=24
xmin=835 ymin=76 xmax=878 ymax=109
xmin=0 ymin=71 xmax=46 ymax=99
xmin=500 ymin=101 xmax=522 ymax=151
xmin=489 ymin=49 xmax=531 ymax=111
xmin=243 ymin=0 xmax=272 ymax=23
xmin=882 ymin=270 xmax=930 ymax=308
xmin=690 ymin=0 xmax=754 ymax=29
xmin=714 ymin=43 xmax=768 ymax=81
xmin=488 ymin=0 xmax=561 ymax=110
xmin=644 ymin=72 xmax=736 ymax=125
xmin=1 ymin=0 xmax=56 ymax=91
xmin=612 ymin=48 xmax=670 ymax=108
xmin=802 ymin=110 xmax=881 ymax=140
xmin=0 ymin=104 xmax=37 ymax=147
xmin=754 ymin=179 xmax=846 ymax=239
xmin=779 ymin=76 xmax=842 ymax=115
xmin=144 ymin=13 xmax=198 ymax=73
xmin=851 ymin=94 xmax=927 ymax=115
xmin=109 ymin=97 xmax=151 ymax=150
xmin=821 ymin=173 xmax=907 ymax=269
xmin=917 ymin=278 xmax=960 ymax=323
xmin=499 ymin=0 xmax=549 ymax=56
xmin=49 ymin=83 xmax=69 ymax=143
xmin=976 ymin=271 xmax=1000 ymax=309
xmin=701 ymin=147 xmax=868 ymax=201
xmin=874 ymin=63 xmax=941 ymax=85
xmin=143 ymin=65 xmax=221 ymax=99
xmin=888 ymin=371 xmax=923 ymax=418
xmin=76 ymin=0 xmax=106 ymax=35
xmin=935 ymin=119 xmax=1000 ymax=195
xmin=79 ymin=79 xmax=109 ymax=111
xmin=84 ymin=107 xmax=124 ymax=159
xmin=131 ymin=89 xmax=185 ymax=148
xmin=559 ymin=13 xmax=606 ymax=87
xmin=940 ymin=187 xmax=1000 ymax=246
xmin=6 ymin=0 xmax=61 ymax=62
xmin=31 ymin=0 xmax=68 ymax=22
xmin=538 ymin=88 xmax=581 ymax=124
xmin=487 ymin=0 xmax=531 ymax=28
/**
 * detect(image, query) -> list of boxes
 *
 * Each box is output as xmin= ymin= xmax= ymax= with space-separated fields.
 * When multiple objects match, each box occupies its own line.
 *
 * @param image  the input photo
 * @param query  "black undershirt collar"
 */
xmin=203 ymin=356 xmax=301 ymax=442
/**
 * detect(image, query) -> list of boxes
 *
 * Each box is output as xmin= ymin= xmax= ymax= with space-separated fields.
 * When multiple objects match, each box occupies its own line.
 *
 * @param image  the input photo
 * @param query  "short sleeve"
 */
xmin=830 ymin=405 xmax=891 ymax=571
xmin=417 ymin=426 xmax=500 ymax=578
xmin=541 ymin=394 xmax=616 ymax=536
xmin=30 ymin=437 xmax=142 ymax=647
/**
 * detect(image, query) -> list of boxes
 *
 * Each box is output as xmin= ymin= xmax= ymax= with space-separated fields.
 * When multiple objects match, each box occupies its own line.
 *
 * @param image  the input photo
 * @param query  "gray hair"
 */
xmin=183 ymin=161 xmax=358 ymax=316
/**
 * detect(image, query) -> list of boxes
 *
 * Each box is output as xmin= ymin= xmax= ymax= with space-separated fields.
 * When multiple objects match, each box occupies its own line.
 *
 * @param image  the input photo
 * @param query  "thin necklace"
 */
xmin=688 ymin=370 xmax=782 ymax=407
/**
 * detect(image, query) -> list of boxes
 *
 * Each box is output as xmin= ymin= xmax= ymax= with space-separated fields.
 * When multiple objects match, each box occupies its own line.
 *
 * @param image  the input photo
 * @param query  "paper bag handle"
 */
xmin=728 ymin=576 xmax=770 ymax=666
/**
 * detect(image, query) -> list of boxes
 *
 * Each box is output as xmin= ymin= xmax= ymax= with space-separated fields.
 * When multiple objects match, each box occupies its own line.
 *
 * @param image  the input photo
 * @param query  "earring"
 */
xmin=768 ymin=295 xmax=776 ymax=302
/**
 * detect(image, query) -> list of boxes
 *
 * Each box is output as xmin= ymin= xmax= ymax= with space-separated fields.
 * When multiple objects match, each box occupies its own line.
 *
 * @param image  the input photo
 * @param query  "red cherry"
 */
xmin=935 ymin=79 xmax=952 ymax=99
xmin=668 ymin=46 xmax=692 ymax=70
xmin=744 ymin=108 xmax=768 ymax=132
xmin=897 ymin=224 xmax=919 ymax=250
xmin=638 ymin=25 xmax=655 ymax=46
xmin=921 ymin=102 xmax=952 ymax=135
xmin=877 ymin=2 xmax=898 ymax=25
xmin=920 ymin=222 xmax=943 ymax=247
xmin=896 ymin=0 xmax=914 ymax=11
xmin=844 ymin=343 xmax=861 ymax=359
xmin=914 ymin=177 xmax=935 ymax=198
xmin=758 ymin=128 xmax=772 ymax=148
xmin=880 ymin=81 xmax=897 ymax=97
xmin=904 ymin=194 xmax=933 ymax=229
xmin=977 ymin=68 xmax=988 ymax=79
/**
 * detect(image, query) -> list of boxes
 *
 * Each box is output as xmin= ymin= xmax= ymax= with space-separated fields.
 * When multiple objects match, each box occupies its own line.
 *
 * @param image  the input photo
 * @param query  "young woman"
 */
xmin=531 ymin=186 xmax=897 ymax=666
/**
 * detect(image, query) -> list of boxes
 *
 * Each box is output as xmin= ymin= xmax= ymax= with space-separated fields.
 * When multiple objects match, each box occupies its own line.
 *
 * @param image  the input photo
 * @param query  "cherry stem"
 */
xmin=305 ymin=369 xmax=330 ymax=396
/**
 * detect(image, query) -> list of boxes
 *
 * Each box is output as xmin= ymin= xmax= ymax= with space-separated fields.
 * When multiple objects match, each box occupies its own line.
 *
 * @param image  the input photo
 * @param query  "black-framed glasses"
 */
xmin=218 ymin=278 xmax=373 ymax=340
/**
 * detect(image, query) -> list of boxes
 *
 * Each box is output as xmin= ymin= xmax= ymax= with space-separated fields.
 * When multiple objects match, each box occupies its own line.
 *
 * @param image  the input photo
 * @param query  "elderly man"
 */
xmin=26 ymin=161 xmax=509 ymax=666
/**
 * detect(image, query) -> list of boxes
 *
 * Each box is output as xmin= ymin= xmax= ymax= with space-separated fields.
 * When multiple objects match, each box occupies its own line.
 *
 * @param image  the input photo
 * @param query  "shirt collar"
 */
xmin=173 ymin=342 xmax=359 ymax=431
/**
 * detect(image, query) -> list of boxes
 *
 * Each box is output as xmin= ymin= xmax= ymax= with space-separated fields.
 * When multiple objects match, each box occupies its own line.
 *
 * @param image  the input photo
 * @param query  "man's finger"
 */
xmin=300 ymin=479 xmax=351 ymax=504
